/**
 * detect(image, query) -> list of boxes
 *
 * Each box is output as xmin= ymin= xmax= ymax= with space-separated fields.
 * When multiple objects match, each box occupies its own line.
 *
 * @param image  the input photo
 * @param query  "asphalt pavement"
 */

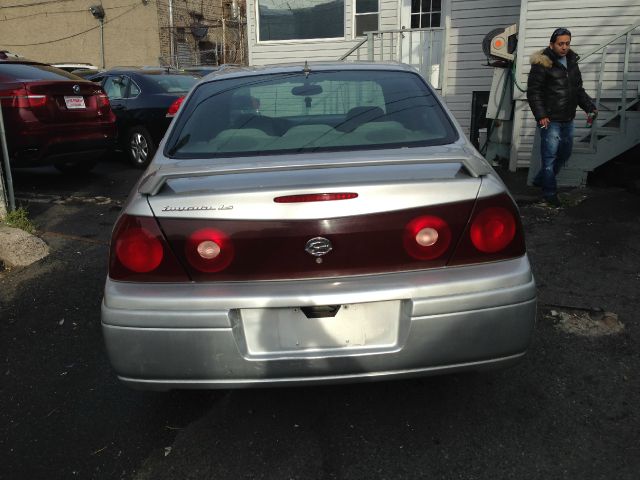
xmin=1 ymin=158 xmax=639 ymax=480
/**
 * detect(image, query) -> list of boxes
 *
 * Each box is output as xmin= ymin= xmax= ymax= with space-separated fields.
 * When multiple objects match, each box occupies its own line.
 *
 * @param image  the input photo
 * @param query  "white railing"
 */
xmin=577 ymin=22 xmax=640 ymax=151
xmin=340 ymin=28 xmax=445 ymax=89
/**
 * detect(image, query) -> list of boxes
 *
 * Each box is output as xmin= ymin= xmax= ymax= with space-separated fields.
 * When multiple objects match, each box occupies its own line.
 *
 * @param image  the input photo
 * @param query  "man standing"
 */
xmin=527 ymin=27 xmax=597 ymax=206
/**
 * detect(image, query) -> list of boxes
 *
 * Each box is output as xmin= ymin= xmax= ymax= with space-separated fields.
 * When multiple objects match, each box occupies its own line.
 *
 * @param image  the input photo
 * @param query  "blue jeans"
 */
xmin=534 ymin=121 xmax=574 ymax=197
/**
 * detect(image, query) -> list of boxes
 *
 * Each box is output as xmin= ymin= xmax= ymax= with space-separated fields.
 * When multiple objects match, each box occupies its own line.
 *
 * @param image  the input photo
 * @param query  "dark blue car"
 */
xmin=90 ymin=68 xmax=199 ymax=167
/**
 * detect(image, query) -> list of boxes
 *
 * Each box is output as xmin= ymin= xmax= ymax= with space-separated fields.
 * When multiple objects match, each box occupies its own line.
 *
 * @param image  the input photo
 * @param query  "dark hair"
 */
xmin=550 ymin=28 xmax=571 ymax=43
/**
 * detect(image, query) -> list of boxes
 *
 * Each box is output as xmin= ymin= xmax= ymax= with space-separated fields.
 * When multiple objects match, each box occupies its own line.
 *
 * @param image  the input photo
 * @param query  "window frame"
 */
xmin=353 ymin=0 xmax=379 ymax=38
xmin=255 ymin=0 xmax=347 ymax=43
xmin=410 ymin=0 xmax=442 ymax=29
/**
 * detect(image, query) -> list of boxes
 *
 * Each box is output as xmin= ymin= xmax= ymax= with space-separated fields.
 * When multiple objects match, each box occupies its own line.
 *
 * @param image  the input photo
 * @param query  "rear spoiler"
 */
xmin=138 ymin=150 xmax=492 ymax=196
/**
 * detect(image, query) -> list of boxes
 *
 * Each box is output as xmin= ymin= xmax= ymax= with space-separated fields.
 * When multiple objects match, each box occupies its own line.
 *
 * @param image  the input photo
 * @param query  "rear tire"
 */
xmin=127 ymin=126 xmax=155 ymax=168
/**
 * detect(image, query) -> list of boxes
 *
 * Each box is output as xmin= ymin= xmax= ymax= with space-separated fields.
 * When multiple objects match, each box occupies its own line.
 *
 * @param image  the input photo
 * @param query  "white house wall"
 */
xmin=510 ymin=0 xmax=640 ymax=170
xmin=445 ymin=0 xmax=520 ymax=134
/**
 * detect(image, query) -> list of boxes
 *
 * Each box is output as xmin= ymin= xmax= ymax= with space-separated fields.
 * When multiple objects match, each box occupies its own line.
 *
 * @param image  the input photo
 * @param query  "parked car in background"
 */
xmin=89 ymin=67 xmax=199 ymax=167
xmin=0 ymin=52 xmax=116 ymax=173
xmin=71 ymin=68 xmax=105 ymax=79
xmin=179 ymin=64 xmax=243 ymax=77
xmin=102 ymin=62 xmax=537 ymax=390
xmin=52 ymin=62 xmax=99 ymax=73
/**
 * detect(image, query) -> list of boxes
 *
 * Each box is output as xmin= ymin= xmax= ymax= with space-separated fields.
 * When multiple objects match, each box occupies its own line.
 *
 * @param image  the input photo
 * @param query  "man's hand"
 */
xmin=539 ymin=117 xmax=550 ymax=129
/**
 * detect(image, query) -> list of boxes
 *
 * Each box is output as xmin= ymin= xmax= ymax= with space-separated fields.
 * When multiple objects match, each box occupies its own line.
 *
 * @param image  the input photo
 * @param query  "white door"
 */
xmin=399 ymin=0 xmax=444 ymax=88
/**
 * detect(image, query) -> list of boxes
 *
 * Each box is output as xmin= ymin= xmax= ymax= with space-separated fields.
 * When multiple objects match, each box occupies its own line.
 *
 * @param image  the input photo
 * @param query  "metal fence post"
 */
xmin=0 ymin=103 xmax=16 ymax=216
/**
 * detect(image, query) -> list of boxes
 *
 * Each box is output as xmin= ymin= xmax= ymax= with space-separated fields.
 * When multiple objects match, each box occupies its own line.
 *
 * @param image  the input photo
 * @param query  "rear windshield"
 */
xmin=165 ymin=69 xmax=458 ymax=158
xmin=0 ymin=63 xmax=81 ymax=81
xmin=144 ymin=74 xmax=199 ymax=93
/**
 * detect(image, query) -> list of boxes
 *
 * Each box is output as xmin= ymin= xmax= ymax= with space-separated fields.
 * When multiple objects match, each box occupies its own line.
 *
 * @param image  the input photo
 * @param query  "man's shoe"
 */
xmin=544 ymin=195 xmax=562 ymax=207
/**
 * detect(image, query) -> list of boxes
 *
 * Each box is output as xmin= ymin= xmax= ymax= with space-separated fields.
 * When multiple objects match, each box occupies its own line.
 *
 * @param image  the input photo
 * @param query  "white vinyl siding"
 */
xmin=510 ymin=0 xmax=640 ymax=169
xmin=442 ymin=0 xmax=520 ymax=134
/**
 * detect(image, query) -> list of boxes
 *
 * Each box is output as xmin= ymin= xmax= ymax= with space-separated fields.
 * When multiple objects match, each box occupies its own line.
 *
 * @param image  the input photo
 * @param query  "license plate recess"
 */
xmin=240 ymin=300 xmax=401 ymax=356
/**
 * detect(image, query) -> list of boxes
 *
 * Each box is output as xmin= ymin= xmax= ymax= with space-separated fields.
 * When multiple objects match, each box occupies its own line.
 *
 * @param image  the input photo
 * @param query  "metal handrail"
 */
xmin=579 ymin=22 xmax=640 ymax=63
xmin=578 ymin=23 xmax=639 ymax=151
xmin=339 ymin=37 xmax=368 ymax=61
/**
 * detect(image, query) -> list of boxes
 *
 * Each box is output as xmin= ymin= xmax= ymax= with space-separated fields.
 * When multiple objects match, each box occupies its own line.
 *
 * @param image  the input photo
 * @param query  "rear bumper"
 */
xmin=9 ymin=123 xmax=116 ymax=166
xmin=102 ymin=256 xmax=537 ymax=390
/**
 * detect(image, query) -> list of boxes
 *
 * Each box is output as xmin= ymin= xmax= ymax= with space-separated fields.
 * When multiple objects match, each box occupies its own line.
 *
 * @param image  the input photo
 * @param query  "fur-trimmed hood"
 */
xmin=530 ymin=48 xmax=579 ymax=68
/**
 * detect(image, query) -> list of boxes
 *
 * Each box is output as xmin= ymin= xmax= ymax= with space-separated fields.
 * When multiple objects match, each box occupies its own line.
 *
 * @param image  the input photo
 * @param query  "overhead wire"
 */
xmin=1 ymin=1 xmax=145 ymax=46
xmin=0 ymin=3 xmax=139 ymax=22
xmin=0 ymin=0 xmax=79 ymax=10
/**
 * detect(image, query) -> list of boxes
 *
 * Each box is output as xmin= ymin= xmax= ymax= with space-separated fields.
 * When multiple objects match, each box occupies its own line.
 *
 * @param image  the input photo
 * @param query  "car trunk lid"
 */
xmin=22 ymin=81 xmax=112 ymax=123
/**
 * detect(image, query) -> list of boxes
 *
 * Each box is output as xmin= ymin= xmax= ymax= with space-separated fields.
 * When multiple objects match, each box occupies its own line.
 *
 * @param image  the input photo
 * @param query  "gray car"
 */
xmin=102 ymin=62 xmax=536 ymax=390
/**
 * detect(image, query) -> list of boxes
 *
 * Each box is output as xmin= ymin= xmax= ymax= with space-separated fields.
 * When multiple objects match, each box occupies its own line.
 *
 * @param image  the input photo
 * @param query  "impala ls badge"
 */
xmin=72 ymin=84 xmax=81 ymax=94
xmin=305 ymin=237 xmax=333 ymax=259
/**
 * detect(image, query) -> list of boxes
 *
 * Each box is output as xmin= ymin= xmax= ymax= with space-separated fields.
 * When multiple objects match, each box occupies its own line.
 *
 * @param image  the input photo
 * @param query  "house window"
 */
xmin=354 ymin=0 xmax=378 ymax=36
xmin=258 ymin=0 xmax=344 ymax=41
xmin=411 ymin=0 xmax=441 ymax=28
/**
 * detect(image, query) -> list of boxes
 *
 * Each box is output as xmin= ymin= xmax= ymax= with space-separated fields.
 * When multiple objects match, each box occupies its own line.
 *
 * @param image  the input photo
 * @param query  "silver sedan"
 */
xmin=102 ymin=62 xmax=536 ymax=390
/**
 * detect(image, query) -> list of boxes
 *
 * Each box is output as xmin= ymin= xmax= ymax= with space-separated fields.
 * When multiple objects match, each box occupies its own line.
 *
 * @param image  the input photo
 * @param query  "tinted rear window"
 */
xmin=0 ymin=63 xmax=81 ymax=81
xmin=144 ymin=74 xmax=199 ymax=93
xmin=165 ymin=69 xmax=458 ymax=159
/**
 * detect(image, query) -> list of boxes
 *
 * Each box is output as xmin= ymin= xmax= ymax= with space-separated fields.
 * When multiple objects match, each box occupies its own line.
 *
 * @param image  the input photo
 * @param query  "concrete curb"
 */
xmin=0 ymin=225 xmax=49 ymax=268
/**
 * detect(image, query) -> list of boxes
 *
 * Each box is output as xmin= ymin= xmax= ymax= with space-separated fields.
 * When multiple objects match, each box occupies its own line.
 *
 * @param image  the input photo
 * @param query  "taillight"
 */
xmin=109 ymin=215 xmax=189 ymax=281
xmin=166 ymin=96 xmax=184 ymax=117
xmin=185 ymin=228 xmax=234 ymax=272
xmin=470 ymin=207 xmax=516 ymax=253
xmin=96 ymin=93 xmax=112 ymax=117
xmin=449 ymin=193 xmax=526 ymax=266
xmin=0 ymin=88 xmax=47 ymax=108
xmin=97 ymin=93 xmax=110 ymax=107
xmin=274 ymin=193 xmax=358 ymax=203
xmin=403 ymin=215 xmax=452 ymax=260
xmin=116 ymin=226 xmax=163 ymax=273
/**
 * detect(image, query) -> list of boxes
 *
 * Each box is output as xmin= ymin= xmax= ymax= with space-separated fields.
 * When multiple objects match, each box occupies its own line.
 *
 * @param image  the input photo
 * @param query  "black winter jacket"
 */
xmin=526 ymin=48 xmax=595 ymax=122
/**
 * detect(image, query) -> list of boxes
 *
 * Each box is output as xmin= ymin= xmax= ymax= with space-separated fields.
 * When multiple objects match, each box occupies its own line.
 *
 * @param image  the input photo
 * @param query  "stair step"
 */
xmin=573 ymin=146 xmax=595 ymax=154
xmin=593 ymin=127 xmax=622 ymax=135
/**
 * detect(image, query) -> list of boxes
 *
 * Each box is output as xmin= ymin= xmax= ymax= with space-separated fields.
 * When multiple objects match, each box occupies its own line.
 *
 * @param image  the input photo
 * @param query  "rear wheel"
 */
xmin=127 ymin=126 xmax=155 ymax=168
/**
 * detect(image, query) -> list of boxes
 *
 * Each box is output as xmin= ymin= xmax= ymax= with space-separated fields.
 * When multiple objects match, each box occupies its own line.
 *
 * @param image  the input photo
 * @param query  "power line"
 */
xmin=0 ymin=0 xmax=78 ymax=10
xmin=2 ymin=2 xmax=143 ymax=46
xmin=0 ymin=3 xmax=137 ymax=22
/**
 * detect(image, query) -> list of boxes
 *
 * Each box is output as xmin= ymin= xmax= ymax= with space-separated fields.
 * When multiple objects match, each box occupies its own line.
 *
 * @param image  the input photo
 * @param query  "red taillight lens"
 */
xmin=274 ymin=193 xmax=358 ymax=203
xmin=96 ymin=93 xmax=112 ymax=117
xmin=185 ymin=228 xmax=234 ymax=272
xmin=403 ymin=215 xmax=452 ymax=260
xmin=470 ymin=207 xmax=516 ymax=253
xmin=109 ymin=215 xmax=190 ymax=281
xmin=116 ymin=226 xmax=163 ymax=273
xmin=448 ymin=193 xmax=526 ymax=266
xmin=166 ymin=96 xmax=185 ymax=117
xmin=97 ymin=93 xmax=110 ymax=108
xmin=0 ymin=88 xmax=47 ymax=108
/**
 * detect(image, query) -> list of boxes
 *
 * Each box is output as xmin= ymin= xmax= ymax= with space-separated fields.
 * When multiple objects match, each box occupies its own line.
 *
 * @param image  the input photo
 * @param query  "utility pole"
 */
xmin=0 ymin=103 xmax=16 ymax=218
xmin=89 ymin=5 xmax=106 ymax=68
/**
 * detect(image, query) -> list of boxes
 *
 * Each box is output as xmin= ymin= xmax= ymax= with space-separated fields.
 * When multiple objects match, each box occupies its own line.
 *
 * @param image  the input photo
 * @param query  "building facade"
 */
xmin=0 ymin=0 xmax=246 ymax=68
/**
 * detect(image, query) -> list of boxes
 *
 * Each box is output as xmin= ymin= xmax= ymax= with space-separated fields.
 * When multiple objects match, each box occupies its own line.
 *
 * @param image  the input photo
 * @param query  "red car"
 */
xmin=0 ymin=52 xmax=116 ymax=173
